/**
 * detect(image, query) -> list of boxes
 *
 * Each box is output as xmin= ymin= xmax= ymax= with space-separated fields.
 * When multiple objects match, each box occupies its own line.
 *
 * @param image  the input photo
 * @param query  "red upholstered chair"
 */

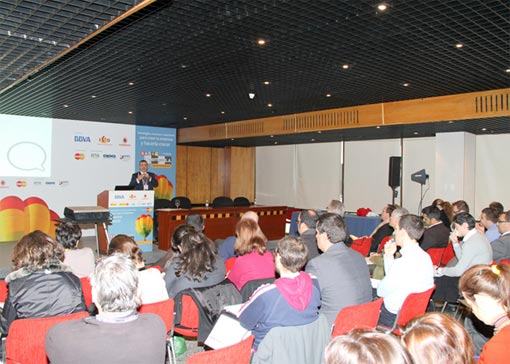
xmin=440 ymin=244 xmax=455 ymax=266
xmin=331 ymin=298 xmax=383 ymax=337
xmin=185 ymin=335 xmax=254 ymax=364
xmin=174 ymin=294 xmax=199 ymax=338
xmin=79 ymin=276 xmax=93 ymax=308
xmin=351 ymin=237 xmax=372 ymax=257
xmin=139 ymin=298 xmax=176 ymax=364
xmin=0 ymin=280 xmax=7 ymax=303
xmin=390 ymin=285 xmax=436 ymax=333
xmin=426 ymin=247 xmax=446 ymax=266
xmin=377 ymin=235 xmax=392 ymax=253
xmin=224 ymin=257 xmax=236 ymax=276
xmin=4 ymin=311 xmax=89 ymax=364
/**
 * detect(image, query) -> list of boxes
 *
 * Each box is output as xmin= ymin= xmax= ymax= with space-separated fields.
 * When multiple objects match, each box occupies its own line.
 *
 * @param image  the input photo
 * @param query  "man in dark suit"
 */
xmin=128 ymin=160 xmax=158 ymax=190
xmin=305 ymin=213 xmax=372 ymax=327
xmin=297 ymin=209 xmax=320 ymax=261
xmin=420 ymin=205 xmax=450 ymax=251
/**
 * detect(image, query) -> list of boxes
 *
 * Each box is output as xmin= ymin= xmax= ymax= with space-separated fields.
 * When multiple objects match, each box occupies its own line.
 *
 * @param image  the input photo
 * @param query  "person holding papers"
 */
xmin=129 ymin=160 xmax=158 ymax=190
xmin=238 ymin=236 xmax=321 ymax=349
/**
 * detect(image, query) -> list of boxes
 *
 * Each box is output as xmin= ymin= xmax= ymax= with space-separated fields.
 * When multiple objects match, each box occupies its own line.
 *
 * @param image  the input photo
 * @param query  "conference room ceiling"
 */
xmin=0 ymin=0 xmax=509 ymax=147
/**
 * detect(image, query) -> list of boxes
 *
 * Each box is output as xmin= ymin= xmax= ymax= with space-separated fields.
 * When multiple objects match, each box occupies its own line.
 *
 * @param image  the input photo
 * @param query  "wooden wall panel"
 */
xmin=175 ymin=145 xmax=188 ymax=196
xmin=185 ymin=146 xmax=211 ymax=203
xmin=210 ymin=148 xmax=227 ymax=200
xmin=227 ymin=146 xmax=255 ymax=201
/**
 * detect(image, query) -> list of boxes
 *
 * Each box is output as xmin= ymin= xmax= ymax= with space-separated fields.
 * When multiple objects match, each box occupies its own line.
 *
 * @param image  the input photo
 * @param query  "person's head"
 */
xmin=395 ymin=214 xmax=424 ymax=246
xmin=390 ymin=207 xmax=409 ymax=229
xmin=452 ymin=200 xmax=469 ymax=216
xmin=327 ymin=200 xmax=345 ymax=217
xmin=174 ymin=230 xmax=216 ymax=281
xmin=451 ymin=212 xmax=476 ymax=238
xmin=298 ymin=209 xmax=318 ymax=234
xmin=401 ymin=312 xmax=475 ymax=364
xmin=324 ymin=329 xmax=414 ymax=364
xmin=12 ymin=230 xmax=64 ymax=271
xmin=139 ymin=159 xmax=148 ymax=172
xmin=171 ymin=224 xmax=196 ymax=253
xmin=186 ymin=212 xmax=205 ymax=232
xmin=459 ymin=263 xmax=510 ymax=325
xmin=496 ymin=210 xmax=510 ymax=234
xmin=241 ymin=211 xmax=259 ymax=223
xmin=316 ymin=213 xmax=347 ymax=251
xmin=108 ymin=234 xmax=144 ymax=268
xmin=489 ymin=201 xmax=504 ymax=214
xmin=91 ymin=254 xmax=140 ymax=313
xmin=421 ymin=205 xmax=441 ymax=227
xmin=275 ymin=236 xmax=308 ymax=274
xmin=381 ymin=204 xmax=397 ymax=221
xmin=55 ymin=221 xmax=82 ymax=249
xmin=234 ymin=219 xmax=267 ymax=256
xmin=480 ymin=207 xmax=498 ymax=229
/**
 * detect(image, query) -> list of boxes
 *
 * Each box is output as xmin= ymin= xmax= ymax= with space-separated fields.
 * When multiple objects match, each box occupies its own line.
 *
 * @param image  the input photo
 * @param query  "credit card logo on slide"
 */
xmin=74 ymin=153 xmax=85 ymax=160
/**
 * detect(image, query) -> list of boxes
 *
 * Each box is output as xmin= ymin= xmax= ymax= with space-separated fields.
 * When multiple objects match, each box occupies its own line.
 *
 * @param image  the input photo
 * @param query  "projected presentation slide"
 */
xmin=0 ymin=114 xmax=52 ymax=177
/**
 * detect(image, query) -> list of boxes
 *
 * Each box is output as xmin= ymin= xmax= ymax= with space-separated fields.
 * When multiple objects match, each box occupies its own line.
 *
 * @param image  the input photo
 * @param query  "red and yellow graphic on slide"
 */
xmin=154 ymin=175 xmax=173 ymax=200
xmin=0 ymin=195 xmax=59 ymax=242
xmin=74 ymin=153 xmax=85 ymax=160
xmin=135 ymin=214 xmax=153 ymax=241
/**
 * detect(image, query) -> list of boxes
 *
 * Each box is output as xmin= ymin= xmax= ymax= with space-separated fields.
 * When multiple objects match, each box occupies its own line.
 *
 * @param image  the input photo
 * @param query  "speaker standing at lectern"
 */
xmin=129 ymin=160 xmax=159 ymax=190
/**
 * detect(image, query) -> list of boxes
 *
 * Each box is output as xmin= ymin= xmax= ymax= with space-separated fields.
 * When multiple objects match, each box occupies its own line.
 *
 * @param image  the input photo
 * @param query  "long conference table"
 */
xmin=157 ymin=206 xmax=287 ymax=251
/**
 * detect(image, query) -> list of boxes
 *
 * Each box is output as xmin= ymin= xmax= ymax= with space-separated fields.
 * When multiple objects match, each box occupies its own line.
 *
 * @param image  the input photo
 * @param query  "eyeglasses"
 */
xmin=497 ymin=220 xmax=509 ymax=224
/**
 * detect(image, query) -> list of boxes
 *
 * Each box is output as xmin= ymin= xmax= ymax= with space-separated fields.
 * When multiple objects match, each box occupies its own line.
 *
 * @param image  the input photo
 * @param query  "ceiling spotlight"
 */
xmin=206 ymin=93 xmax=211 ymax=97
xmin=317 ymin=131 xmax=322 ymax=134
xmin=481 ymin=128 xmax=487 ymax=131
xmin=63 ymin=104 xmax=69 ymax=108
xmin=257 ymin=38 xmax=266 ymax=46
xmin=376 ymin=126 xmax=381 ymax=129
xmin=377 ymin=3 xmax=389 ymax=12
xmin=506 ymin=69 xmax=510 ymax=73
xmin=183 ymin=117 xmax=187 ymax=120
xmin=326 ymin=93 xmax=331 ymax=97
xmin=342 ymin=64 xmax=349 ymax=70
xmin=221 ymin=111 xmax=225 ymax=114
xmin=413 ymin=132 xmax=419 ymax=135
xmin=263 ymin=81 xmax=270 ymax=85
xmin=128 ymin=82 xmax=134 ymax=85
xmin=311 ymin=139 xmax=315 ymax=142
xmin=270 ymin=135 xmax=274 ymax=138
xmin=91 ymin=95 xmax=96 ymax=98
xmin=455 ymin=43 xmax=463 ymax=49
xmin=128 ymin=111 xmax=133 ymax=114
xmin=249 ymin=92 xmax=256 ymax=99
xmin=402 ymin=82 xmax=410 ymax=87
xmin=267 ymin=103 xmax=273 ymax=107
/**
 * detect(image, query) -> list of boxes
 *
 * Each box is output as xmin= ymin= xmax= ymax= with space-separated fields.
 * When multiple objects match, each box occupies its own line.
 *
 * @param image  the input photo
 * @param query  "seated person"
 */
xmin=478 ymin=207 xmax=500 ymax=243
xmin=56 ymin=220 xmax=95 ymax=278
xmin=369 ymin=204 xmax=396 ymax=253
xmin=0 ymin=231 xmax=86 ymax=334
xmin=46 ymin=254 xmax=166 ymax=364
xmin=459 ymin=263 xmax=510 ymax=364
xmin=164 ymin=226 xmax=226 ymax=297
xmin=218 ymin=211 xmax=261 ymax=260
xmin=324 ymin=329 xmax=414 ymax=364
xmin=432 ymin=198 xmax=453 ymax=228
xmin=153 ymin=223 xmax=191 ymax=271
xmin=326 ymin=200 xmax=345 ymax=216
xmin=297 ymin=209 xmax=320 ymax=261
xmin=492 ymin=210 xmax=510 ymax=262
xmin=306 ymin=213 xmax=372 ymax=327
xmin=419 ymin=205 xmax=450 ymax=251
xmin=108 ymin=234 xmax=168 ymax=304
xmin=401 ymin=312 xmax=475 ymax=364
xmin=238 ymin=236 xmax=320 ymax=349
xmin=228 ymin=219 xmax=275 ymax=291
xmin=377 ymin=214 xmax=435 ymax=327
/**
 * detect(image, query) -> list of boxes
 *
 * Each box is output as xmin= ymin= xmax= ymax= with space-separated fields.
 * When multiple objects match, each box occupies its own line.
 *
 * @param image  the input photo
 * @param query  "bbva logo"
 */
xmin=74 ymin=135 xmax=91 ymax=142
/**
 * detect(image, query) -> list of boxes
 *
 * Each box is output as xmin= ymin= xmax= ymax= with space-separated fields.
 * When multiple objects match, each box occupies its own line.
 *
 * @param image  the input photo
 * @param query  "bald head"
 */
xmin=241 ymin=211 xmax=259 ymax=223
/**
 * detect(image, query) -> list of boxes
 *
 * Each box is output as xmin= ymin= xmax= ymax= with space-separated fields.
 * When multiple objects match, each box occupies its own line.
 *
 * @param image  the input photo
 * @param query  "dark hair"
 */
xmin=452 ymin=200 xmax=469 ymax=214
xmin=399 ymin=214 xmax=425 ymax=241
xmin=12 ymin=230 xmax=64 ymax=271
xmin=174 ymin=230 xmax=216 ymax=281
xmin=234 ymin=219 xmax=267 ymax=256
xmin=421 ymin=205 xmax=441 ymax=221
xmin=108 ymin=234 xmax=143 ymax=265
xmin=453 ymin=212 xmax=476 ymax=230
xmin=171 ymin=224 xmax=195 ymax=252
xmin=481 ymin=207 xmax=498 ymax=224
xmin=186 ymin=212 xmax=204 ymax=232
xmin=489 ymin=201 xmax=504 ymax=214
xmin=55 ymin=221 xmax=82 ymax=249
xmin=139 ymin=159 xmax=148 ymax=165
xmin=386 ymin=204 xmax=397 ymax=216
xmin=299 ymin=209 xmax=318 ymax=229
xmin=316 ymin=213 xmax=347 ymax=244
xmin=402 ymin=312 xmax=475 ymax=364
xmin=501 ymin=210 xmax=510 ymax=223
xmin=277 ymin=236 xmax=308 ymax=272
xmin=459 ymin=263 xmax=510 ymax=318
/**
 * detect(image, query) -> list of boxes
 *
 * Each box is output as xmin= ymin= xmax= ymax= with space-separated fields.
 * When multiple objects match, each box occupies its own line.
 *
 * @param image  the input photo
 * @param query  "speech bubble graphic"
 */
xmin=7 ymin=142 xmax=47 ymax=171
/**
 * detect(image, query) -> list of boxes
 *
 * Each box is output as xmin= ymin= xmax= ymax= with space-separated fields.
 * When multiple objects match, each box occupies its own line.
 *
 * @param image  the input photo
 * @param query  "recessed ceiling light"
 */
xmin=257 ymin=38 xmax=266 ymax=46
xmin=221 ymin=111 xmax=225 ymax=114
xmin=506 ymin=69 xmax=510 ymax=73
xmin=326 ymin=93 xmax=331 ymax=97
xmin=317 ymin=131 xmax=322 ymax=134
xmin=455 ymin=43 xmax=463 ymax=49
xmin=377 ymin=3 xmax=389 ymax=12
xmin=231 ymin=138 xmax=235 ymax=141
xmin=128 ymin=111 xmax=133 ymax=114
xmin=267 ymin=103 xmax=272 ymax=107
xmin=128 ymin=82 xmax=134 ymax=85
xmin=206 ymin=93 xmax=211 ymax=97
xmin=342 ymin=64 xmax=349 ymax=70
xmin=263 ymin=81 xmax=270 ymax=85
xmin=481 ymin=128 xmax=487 ymax=131
xmin=402 ymin=82 xmax=410 ymax=87
xmin=413 ymin=132 xmax=419 ymax=135
xmin=91 ymin=95 xmax=96 ymax=98
xmin=376 ymin=126 xmax=381 ymax=129
xmin=270 ymin=135 xmax=274 ymax=138
xmin=180 ymin=64 xmax=187 ymax=68
xmin=274 ymin=141 xmax=278 ymax=145
xmin=63 ymin=104 xmax=69 ymax=108
xmin=248 ymin=92 xmax=256 ymax=99
xmin=183 ymin=117 xmax=187 ymax=120
xmin=311 ymin=139 xmax=315 ymax=142
xmin=448 ymin=120 xmax=454 ymax=124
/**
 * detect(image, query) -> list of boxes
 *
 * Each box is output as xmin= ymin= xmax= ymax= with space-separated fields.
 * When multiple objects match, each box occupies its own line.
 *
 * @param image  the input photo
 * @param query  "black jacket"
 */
xmin=0 ymin=265 xmax=86 ymax=334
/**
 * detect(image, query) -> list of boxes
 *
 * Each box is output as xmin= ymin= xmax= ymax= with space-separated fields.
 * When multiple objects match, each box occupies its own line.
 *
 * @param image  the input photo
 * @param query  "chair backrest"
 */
xmin=224 ymin=256 xmax=236 ymax=276
xmin=253 ymin=315 xmax=330 ymax=364
xmin=0 ymin=280 xmax=7 ymax=303
xmin=378 ymin=235 xmax=392 ymax=253
xmin=426 ymin=247 xmax=446 ymax=266
xmin=154 ymin=198 xmax=172 ymax=209
xmin=350 ymin=237 xmax=372 ymax=257
xmin=80 ymin=276 xmax=93 ymax=308
xmin=440 ymin=244 xmax=455 ymax=266
xmin=186 ymin=335 xmax=254 ymax=364
xmin=170 ymin=196 xmax=192 ymax=209
xmin=331 ymin=298 xmax=383 ymax=337
xmin=233 ymin=197 xmax=251 ymax=207
xmin=5 ymin=311 xmax=89 ymax=364
xmin=174 ymin=294 xmax=200 ymax=337
xmin=138 ymin=298 xmax=175 ymax=333
xmin=240 ymin=277 xmax=276 ymax=302
xmin=395 ymin=285 xmax=436 ymax=328
xmin=212 ymin=196 xmax=234 ymax=208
